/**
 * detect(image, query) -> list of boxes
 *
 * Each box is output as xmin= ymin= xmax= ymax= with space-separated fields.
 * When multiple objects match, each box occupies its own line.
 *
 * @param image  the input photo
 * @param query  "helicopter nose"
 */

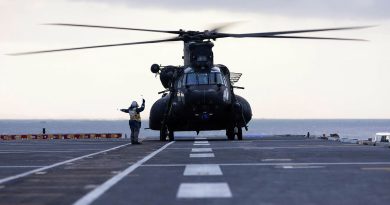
xmin=185 ymin=87 xmax=224 ymax=105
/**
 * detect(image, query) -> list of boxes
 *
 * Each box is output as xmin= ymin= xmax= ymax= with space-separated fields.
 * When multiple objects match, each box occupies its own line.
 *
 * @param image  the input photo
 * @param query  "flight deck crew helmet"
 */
xmin=130 ymin=101 xmax=138 ymax=108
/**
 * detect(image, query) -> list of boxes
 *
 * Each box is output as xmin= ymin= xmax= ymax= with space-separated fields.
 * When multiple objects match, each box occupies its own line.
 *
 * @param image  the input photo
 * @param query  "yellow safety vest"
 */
xmin=129 ymin=109 xmax=141 ymax=121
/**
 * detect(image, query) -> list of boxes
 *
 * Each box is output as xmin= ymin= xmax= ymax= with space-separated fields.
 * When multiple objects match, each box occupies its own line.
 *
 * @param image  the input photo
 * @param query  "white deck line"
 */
xmin=0 ymin=166 xmax=44 ymax=168
xmin=194 ymin=141 xmax=209 ymax=144
xmin=168 ymin=145 xmax=366 ymax=150
xmin=141 ymin=162 xmax=390 ymax=167
xmin=0 ymin=151 xmax=90 ymax=154
xmin=73 ymin=141 xmax=174 ymax=205
xmin=184 ymin=164 xmax=223 ymax=176
xmin=262 ymin=159 xmax=292 ymax=162
xmin=191 ymin=148 xmax=213 ymax=152
xmin=277 ymin=165 xmax=324 ymax=169
xmin=177 ymin=183 xmax=232 ymax=198
xmin=190 ymin=153 xmax=215 ymax=158
xmin=0 ymin=142 xmax=132 ymax=185
xmin=0 ymin=149 xmax=101 ymax=152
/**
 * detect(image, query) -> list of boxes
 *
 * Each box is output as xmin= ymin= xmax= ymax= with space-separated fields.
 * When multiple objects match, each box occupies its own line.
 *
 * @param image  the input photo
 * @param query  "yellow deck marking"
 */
xmin=361 ymin=167 xmax=390 ymax=171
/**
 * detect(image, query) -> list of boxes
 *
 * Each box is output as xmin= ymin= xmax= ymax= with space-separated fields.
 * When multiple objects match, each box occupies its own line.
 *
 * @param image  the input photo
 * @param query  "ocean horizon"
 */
xmin=1 ymin=119 xmax=390 ymax=140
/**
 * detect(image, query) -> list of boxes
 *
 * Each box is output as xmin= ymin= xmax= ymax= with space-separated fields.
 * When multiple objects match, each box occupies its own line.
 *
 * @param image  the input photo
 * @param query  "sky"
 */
xmin=0 ymin=0 xmax=390 ymax=120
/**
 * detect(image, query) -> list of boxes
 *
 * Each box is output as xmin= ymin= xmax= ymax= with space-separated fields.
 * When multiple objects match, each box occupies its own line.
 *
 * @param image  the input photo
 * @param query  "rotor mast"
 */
xmin=183 ymin=40 xmax=214 ymax=69
xmin=183 ymin=41 xmax=191 ymax=67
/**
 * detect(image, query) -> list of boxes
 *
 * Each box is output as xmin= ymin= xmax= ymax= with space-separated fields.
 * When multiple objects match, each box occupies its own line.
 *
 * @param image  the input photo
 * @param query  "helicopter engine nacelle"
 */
xmin=159 ymin=65 xmax=177 ymax=88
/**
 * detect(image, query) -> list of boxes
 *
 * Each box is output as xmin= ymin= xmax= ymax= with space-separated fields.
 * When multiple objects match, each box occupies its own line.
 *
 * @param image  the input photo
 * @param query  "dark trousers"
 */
xmin=129 ymin=120 xmax=141 ymax=142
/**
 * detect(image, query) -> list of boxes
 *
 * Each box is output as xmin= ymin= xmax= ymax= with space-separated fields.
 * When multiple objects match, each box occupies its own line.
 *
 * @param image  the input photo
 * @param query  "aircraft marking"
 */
xmin=177 ymin=183 xmax=232 ymax=198
xmin=191 ymin=148 xmax=212 ymax=152
xmin=190 ymin=153 xmax=215 ymax=158
xmin=73 ymin=142 xmax=174 ymax=205
xmin=184 ymin=164 xmax=223 ymax=176
xmin=0 ymin=142 xmax=132 ymax=185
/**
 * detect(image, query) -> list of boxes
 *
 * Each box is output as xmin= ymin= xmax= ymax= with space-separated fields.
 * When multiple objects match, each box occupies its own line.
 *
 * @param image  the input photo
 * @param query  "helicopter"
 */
xmin=10 ymin=23 xmax=371 ymax=141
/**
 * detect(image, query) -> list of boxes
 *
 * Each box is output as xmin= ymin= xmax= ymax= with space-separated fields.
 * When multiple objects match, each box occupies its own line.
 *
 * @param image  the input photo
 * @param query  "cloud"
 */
xmin=74 ymin=0 xmax=390 ymax=19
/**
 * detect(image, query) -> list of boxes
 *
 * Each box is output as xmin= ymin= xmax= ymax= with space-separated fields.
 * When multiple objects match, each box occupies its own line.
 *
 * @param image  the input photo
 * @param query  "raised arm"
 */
xmin=136 ymin=99 xmax=145 ymax=113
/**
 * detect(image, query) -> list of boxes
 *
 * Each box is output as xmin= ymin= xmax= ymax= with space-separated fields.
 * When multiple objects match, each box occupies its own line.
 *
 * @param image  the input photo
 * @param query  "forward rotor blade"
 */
xmin=259 ymin=35 xmax=368 ymax=41
xmin=44 ymin=23 xmax=183 ymax=34
xmin=208 ymin=21 xmax=242 ymax=33
xmin=8 ymin=37 xmax=182 ymax=56
xmin=217 ymin=25 xmax=374 ymax=38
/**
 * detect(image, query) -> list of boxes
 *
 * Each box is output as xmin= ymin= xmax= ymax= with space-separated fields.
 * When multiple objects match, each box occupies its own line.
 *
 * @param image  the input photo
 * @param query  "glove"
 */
xmin=142 ymin=99 xmax=145 ymax=104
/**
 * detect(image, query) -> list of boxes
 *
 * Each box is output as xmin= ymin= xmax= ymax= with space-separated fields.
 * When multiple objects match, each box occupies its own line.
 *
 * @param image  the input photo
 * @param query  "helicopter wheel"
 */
xmin=226 ymin=127 xmax=235 ymax=140
xmin=168 ymin=128 xmax=175 ymax=141
xmin=236 ymin=127 xmax=243 ymax=141
xmin=160 ymin=125 xmax=168 ymax=141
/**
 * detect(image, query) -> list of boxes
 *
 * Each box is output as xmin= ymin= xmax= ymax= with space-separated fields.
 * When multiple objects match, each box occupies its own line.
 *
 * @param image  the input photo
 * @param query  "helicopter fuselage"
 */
xmin=149 ymin=40 xmax=252 ymax=139
xmin=149 ymin=65 xmax=252 ymax=132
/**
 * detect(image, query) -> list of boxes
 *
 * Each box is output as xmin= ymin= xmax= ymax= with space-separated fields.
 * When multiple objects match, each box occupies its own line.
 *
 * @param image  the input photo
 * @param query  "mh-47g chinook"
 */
xmin=10 ymin=23 xmax=371 ymax=141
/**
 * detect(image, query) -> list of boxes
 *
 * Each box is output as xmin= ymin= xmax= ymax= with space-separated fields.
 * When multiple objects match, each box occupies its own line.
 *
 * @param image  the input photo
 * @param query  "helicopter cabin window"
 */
xmin=177 ymin=76 xmax=183 ymax=88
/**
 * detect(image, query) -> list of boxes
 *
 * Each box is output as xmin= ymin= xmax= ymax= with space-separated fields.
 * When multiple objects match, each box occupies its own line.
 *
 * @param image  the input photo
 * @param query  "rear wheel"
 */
xmin=160 ymin=125 xmax=168 ymax=141
xmin=237 ymin=127 xmax=243 ymax=140
xmin=168 ymin=128 xmax=175 ymax=141
xmin=226 ymin=127 xmax=235 ymax=140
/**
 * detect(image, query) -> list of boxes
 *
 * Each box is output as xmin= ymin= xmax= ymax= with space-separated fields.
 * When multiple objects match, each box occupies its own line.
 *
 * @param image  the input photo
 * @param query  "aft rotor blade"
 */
xmin=217 ymin=25 xmax=374 ymax=38
xmin=44 ymin=23 xmax=183 ymax=34
xmin=8 ymin=37 xmax=183 ymax=56
xmin=259 ymin=35 xmax=368 ymax=41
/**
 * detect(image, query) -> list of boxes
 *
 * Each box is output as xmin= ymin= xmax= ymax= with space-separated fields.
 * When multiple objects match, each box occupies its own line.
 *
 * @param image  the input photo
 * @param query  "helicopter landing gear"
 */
xmin=226 ymin=127 xmax=235 ymax=140
xmin=168 ymin=128 xmax=175 ymax=141
xmin=160 ymin=125 xmax=174 ymax=141
xmin=160 ymin=125 xmax=168 ymax=141
xmin=227 ymin=126 xmax=243 ymax=140
xmin=160 ymin=128 xmax=167 ymax=141
xmin=236 ymin=126 xmax=243 ymax=140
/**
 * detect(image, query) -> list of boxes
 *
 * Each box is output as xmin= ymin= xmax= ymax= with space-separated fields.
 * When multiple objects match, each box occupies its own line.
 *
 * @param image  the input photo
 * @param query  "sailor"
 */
xmin=120 ymin=99 xmax=145 ymax=144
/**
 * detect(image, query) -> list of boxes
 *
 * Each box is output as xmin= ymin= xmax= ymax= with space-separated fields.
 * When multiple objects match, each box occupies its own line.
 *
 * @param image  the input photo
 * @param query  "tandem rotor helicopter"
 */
xmin=11 ymin=23 xmax=371 ymax=141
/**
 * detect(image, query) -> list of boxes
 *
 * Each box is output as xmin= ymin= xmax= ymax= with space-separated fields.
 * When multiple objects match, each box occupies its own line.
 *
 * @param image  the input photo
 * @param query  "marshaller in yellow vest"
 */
xmin=120 ymin=99 xmax=145 ymax=144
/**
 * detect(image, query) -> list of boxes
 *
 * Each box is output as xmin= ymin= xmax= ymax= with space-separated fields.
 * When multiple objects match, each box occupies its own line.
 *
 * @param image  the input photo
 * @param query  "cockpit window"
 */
xmin=186 ymin=73 xmax=198 ymax=85
xmin=209 ymin=72 xmax=223 ymax=84
xmin=198 ymin=73 xmax=209 ymax=85
xmin=185 ymin=72 xmax=225 ymax=85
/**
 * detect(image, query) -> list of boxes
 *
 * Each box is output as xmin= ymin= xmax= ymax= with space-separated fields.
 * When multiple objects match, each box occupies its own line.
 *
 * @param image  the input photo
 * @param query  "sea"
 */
xmin=1 ymin=119 xmax=390 ymax=140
